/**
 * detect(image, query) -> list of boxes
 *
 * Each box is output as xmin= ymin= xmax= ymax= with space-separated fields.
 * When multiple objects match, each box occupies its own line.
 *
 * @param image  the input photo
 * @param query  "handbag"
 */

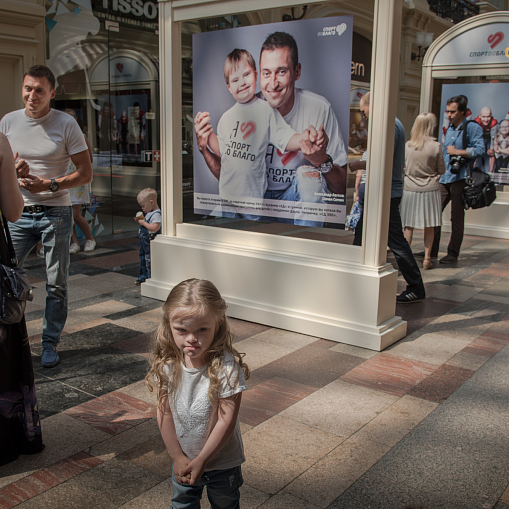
xmin=462 ymin=166 xmax=497 ymax=210
xmin=0 ymin=214 xmax=33 ymax=324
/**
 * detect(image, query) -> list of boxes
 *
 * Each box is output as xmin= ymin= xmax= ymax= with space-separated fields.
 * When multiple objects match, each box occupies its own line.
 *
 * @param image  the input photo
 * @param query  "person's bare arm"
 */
xmin=85 ymin=135 xmax=93 ymax=163
xmin=134 ymin=219 xmax=160 ymax=232
xmin=157 ymin=398 xmax=191 ymax=484
xmin=355 ymin=170 xmax=362 ymax=201
xmin=20 ymin=149 xmax=93 ymax=194
xmin=194 ymin=112 xmax=221 ymax=180
xmin=181 ymin=394 xmax=241 ymax=485
xmin=0 ymin=134 xmax=23 ymax=222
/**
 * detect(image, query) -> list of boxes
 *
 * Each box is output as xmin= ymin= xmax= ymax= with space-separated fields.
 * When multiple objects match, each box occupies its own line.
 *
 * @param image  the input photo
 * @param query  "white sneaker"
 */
xmin=84 ymin=239 xmax=96 ymax=252
xmin=69 ymin=243 xmax=80 ymax=254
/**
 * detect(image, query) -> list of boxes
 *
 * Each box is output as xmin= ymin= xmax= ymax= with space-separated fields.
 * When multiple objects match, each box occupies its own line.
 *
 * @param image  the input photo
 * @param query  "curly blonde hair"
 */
xmin=145 ymin=279 xmax=250 ymax=410
xmin=408 ymin=112 xmax=437 ymax=151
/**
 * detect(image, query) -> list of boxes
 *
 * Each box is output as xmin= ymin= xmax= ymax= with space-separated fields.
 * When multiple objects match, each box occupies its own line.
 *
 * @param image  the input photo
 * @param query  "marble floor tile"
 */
xmin=111 ymin=315 xmax=159 ymax=333
xmin=450 ymin=298 xmax=509 ymax=321
xmin=104 ymin=301 xmax=162 ymax=321
xmin=248 ymin=328 xmax=320 ymax=350
xmin=385 ymin=331 xmax=472 ymax=366
xmin=0 ymin=452 xmax=102 ymax=508
xmin=31 ymin=322 xmax=142 ymax=359
xmin=241 ymin=415 xmax=343 ymax=495
xmin=462 ymin=335 xmax=508 ymax=358
xmin=63 ymin=317 xmax=112 ymax=335
xmin=137 ymin=306 xmax=165 ymax=323
xmin=90 ymin=418 xmax=160 ymax=462
xmin=240 ymin=377 xmax=316 ymax=426
xmin=65 ymin=299 xmax=135 ymax=323
xmin=475 ymin=292 xmax=509 ymax=305
xmin=0 ymin=413 xmax=109 ymax=489
xmin=33 ymin=346 xmax=151 ymax=398
xmin=77 ymin=249 xmax=140 ymax=269
xmin=33 ymin=373 xmax=96 ymax=419
xmin=251 ymin=342 xmax=365 ymax=389
xmin=354 ymin=395 xmax=438 ymax=447
xmin=445 ymin=350 xmax=489 ymax=371
xmin=117 ymin=480 xmax=173 ymax=509
xmin=228 ymin=317 xmax=271 ymax=342
xmin=112 ymin=332 xmax=153 ymax=358
xmin=501 ymin=485 xmax=509 ymax=505
xmin=341 ymin=353 xmax=438 ymax=397
xmin=233 ymin=337 xmax=296 ymax=372
xmin=118 ymin=434 xmax=171 ymax=477
xmin=258 ymin=493 xmax=321 ymax=509
xmin=479 ymin=277 xmax=509 ymax=298
xmin=279 ymin=379 xmax=398 ymax=438
xmin=67 ymin=272 xmax=136 ymax=294
xmin=26 ymin=318 xmax=44 ymax=339
xmin=283 ymin=435 xmax=391 ymax=508
xmin=328 ymin=342 xmax=379 ymax=359
xmin=407 ymin=364 xmax=474 ymax=403
xmin=15 ymin=457 xmax=163 ymax=509
xmin=482 ymin=329 xmax=509 ymax=343
xmin=117 ymin=380 xmax=157 ymax=405
xmin=418 ymin=314 xmax=493 ymax=342
xmin=64 ymin=391 xmax=156 ymax=435
xmin=431 ymin=284 xmax=484 ymax=303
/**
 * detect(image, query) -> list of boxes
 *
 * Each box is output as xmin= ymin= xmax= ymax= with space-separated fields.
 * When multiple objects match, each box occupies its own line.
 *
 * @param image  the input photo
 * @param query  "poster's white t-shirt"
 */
xmin=163 ymin=351 xmax=247 ymax=472
xmin=264 ymin=88 xmax=348 ymax=191
xmin=0 ymin=108 xmax=88 ymax=206
xmin=217 ymin=96 xmax=295 ymax=201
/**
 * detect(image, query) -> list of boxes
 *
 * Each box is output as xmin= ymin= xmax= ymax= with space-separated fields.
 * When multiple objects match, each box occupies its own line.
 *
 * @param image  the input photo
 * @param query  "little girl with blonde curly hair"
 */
xmin=146 ymin=278 xmax=250 ymax=508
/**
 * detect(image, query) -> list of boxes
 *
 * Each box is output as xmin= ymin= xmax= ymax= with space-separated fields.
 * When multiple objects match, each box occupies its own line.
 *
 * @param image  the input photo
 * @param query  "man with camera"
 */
xmin=427 ymin=95 xmax=485 ymax=264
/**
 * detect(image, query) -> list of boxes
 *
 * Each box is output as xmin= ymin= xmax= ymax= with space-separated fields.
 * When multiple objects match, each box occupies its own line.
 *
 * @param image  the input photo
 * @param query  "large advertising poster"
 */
xmin=193 ymin=17 xmax=352 ymax=228
xmin=440 ymin=83 xmax=509 ymax=184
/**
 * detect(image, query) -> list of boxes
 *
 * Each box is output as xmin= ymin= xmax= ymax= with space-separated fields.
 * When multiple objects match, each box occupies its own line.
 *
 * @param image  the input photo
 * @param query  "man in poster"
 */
xmin=194 ymin=30 xmax=348 ymax=227
xmin=473 ymin=106 xmax=497 ymax=172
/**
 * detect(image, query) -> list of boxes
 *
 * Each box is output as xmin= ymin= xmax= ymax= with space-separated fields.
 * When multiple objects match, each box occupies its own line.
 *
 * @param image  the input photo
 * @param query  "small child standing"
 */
xmin=146 ymin=279 xmax=250 ymax=508
xmin=134 ymin=188 xmax=161 ymax=285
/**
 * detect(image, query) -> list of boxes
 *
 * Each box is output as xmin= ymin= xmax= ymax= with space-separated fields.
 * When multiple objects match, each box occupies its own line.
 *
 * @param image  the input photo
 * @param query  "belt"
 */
xmin=23 ymin=205 xmax=56 ymax=214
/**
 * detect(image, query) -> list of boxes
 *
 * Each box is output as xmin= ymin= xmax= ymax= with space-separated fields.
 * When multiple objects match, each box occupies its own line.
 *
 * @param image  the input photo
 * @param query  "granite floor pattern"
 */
xmin=1 ymin=231 xmax=509 ymax=508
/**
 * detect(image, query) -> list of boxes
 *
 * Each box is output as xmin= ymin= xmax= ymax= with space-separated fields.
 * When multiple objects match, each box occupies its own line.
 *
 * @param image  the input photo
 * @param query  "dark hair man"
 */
xmin=0 ymin=65 xmax=93 ymax=367
xmin=353 ymin=92 xmax=425 ymax=303
xmin=426 ymin=95 xmax=485 ymax=264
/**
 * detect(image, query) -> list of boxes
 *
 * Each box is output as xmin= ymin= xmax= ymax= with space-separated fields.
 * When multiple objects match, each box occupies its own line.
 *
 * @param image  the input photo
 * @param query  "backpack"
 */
xmin=459 ymin=121 xmax=497 ymax=210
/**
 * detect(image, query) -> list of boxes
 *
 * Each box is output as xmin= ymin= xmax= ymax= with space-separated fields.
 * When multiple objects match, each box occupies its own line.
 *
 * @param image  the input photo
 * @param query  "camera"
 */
xmin=449 ymin=155 xmax=466 ymax=175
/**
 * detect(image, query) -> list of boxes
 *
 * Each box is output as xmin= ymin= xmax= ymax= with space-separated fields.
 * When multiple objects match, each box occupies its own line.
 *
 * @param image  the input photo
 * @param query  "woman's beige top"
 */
xmin=404 ymin=138 xmax=446 ymax=192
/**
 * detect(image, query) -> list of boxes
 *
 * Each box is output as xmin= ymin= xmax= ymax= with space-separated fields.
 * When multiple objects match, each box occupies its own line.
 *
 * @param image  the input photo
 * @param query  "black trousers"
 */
xmin=354 ymin=197 xmax=424 ymax=294
xmin=432 ymin=180 xmax=466 ymax=259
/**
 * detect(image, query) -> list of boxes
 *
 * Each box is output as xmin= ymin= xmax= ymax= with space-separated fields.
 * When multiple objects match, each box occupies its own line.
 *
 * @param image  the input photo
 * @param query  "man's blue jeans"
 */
xmin=171 ymin=465 xmax=243 ymax=509
xmin=9 ymin=207 xmax=72 ymax=348
xmin=264 ymin=166 xmax=328 ymax=227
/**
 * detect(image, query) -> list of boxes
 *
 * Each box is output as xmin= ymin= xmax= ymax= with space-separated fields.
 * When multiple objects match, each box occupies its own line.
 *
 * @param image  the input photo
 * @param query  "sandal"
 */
xmin=423 ymin=259 xmax=433 ymax=270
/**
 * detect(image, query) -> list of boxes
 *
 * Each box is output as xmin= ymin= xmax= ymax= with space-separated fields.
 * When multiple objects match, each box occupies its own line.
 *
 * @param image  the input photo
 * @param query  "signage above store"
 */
xmin=93 ymin=0 xmax=158 ymax=29
xmin=433 ymin=22 xmax=509 ymax=66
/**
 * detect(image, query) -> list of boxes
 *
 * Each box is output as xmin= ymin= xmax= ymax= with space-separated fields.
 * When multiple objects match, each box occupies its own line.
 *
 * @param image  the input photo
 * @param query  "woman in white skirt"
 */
xmin=401 ymin=113 xmax=446 ymax=270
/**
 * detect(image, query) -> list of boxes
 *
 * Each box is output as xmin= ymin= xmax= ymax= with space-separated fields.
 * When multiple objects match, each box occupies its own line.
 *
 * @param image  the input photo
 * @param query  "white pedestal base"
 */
xmin=142 ymin=235 xmax=407 ymax=351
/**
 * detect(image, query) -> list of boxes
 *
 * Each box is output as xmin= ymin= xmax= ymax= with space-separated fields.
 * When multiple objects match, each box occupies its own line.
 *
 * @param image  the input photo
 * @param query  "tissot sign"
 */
xmin=94 ymin=0 xmax=158 ymax=21
xmin=433 ymin=22 xmax=509 ymax=66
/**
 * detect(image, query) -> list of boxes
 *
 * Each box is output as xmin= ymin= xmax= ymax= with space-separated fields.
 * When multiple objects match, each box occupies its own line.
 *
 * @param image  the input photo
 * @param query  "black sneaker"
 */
xmin=439 ymin=255 xmax=458 ymax=264
xmin=396 ymin=290 xmax=425 ymax=303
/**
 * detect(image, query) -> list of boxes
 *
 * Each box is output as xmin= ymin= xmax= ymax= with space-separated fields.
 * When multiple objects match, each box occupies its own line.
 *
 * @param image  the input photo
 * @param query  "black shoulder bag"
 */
xmin=461 ymin=122 xmax=497 ymax=210
xmin=0 ymin=214 xmax=34 ymax=324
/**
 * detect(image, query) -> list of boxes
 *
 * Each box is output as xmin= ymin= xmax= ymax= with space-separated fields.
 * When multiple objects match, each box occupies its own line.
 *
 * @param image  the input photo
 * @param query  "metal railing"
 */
xmin=427 ymin=0 xmax=480 ymax=23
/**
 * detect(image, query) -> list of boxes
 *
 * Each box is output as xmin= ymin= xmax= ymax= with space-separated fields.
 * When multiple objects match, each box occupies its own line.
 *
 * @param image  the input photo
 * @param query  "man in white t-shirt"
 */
xmin=259 ymin=31 xmax=348 ymax=227
xmin=0 ymin=65 xmax=92 ymax=368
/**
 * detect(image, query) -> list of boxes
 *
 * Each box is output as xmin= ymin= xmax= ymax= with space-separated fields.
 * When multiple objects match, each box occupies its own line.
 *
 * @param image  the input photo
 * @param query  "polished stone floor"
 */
xmin=1 ymin=230 xmax=509 ymax=508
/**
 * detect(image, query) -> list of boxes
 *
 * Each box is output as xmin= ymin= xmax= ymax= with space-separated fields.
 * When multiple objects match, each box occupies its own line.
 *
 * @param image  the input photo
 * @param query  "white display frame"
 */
xmin=420 ymin=12 xmax=509 ymax=239
xmin=143 ymin=0 xmax=408 ymax=351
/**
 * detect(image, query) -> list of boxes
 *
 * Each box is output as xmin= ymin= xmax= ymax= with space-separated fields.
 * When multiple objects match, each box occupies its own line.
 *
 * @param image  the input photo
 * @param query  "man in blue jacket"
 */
xmin=429 ymin=95 xmax=485 ymax=264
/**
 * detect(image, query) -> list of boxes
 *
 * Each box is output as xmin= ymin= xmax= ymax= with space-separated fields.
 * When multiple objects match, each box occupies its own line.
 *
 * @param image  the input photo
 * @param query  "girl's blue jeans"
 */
xmin=171 ymin=465 xmax=243 ymax=509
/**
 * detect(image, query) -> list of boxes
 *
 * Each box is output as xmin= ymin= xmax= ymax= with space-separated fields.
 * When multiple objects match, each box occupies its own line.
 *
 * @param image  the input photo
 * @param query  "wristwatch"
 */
xmin=49 ymin=179 xmax=59 ymax=193
xmin=317 ymin=154 xmax=333 ymax=174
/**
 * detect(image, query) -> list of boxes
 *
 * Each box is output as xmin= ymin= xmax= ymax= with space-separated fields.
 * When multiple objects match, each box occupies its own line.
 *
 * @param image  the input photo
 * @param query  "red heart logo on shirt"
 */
xmin=277 ymin=149 xmax=298 ymax=166
xmin=116 ymin=63 xmax=124 ymax=73
xmin=487 ymin=32 xmax=504 ymax=49
xmin=240 ymin=121 xmax=256 ymax=139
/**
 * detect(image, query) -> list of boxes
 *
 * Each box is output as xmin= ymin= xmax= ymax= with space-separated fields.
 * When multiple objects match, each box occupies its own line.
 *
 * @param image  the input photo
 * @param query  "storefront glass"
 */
xmin=45 ymin=0 xmax=160 ymax=237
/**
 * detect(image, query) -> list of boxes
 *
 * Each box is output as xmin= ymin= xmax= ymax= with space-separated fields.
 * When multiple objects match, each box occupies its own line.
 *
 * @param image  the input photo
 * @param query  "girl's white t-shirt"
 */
xmin=162 ymin=351 xmax=247 ymax=472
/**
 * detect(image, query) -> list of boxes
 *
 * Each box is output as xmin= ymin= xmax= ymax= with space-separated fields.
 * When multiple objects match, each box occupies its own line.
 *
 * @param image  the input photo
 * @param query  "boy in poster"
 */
xmin=195 ymin=48 xmax=326 ymax=219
